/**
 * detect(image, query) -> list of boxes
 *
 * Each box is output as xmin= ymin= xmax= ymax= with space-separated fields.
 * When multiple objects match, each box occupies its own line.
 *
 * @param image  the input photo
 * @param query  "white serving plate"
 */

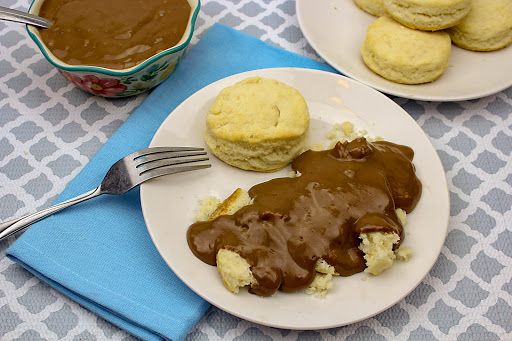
xmin=296 ymin=0 xmax=512 ymax=101
xmin=140 ymin=68 xmax=450 ymax=329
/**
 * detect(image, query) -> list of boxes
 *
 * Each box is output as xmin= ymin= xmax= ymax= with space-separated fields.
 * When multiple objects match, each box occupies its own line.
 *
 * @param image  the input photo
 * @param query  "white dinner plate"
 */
xmin=296 ymin=0 xmax=512 ymax=101
xmin=140 ymin=68 xmax=450 ymax=329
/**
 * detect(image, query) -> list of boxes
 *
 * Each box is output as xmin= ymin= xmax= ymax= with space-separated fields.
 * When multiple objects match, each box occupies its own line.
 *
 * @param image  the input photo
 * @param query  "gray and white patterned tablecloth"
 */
xmin=1 ymin=0 xmax=511 ymax=340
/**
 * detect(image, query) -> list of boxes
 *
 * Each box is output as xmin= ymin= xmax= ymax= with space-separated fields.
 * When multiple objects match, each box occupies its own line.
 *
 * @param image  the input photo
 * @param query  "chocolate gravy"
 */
xmin=38 ymin=0 xmax=191 ymax=69
xmin=187 ymin=138 xmax=422 ymax=296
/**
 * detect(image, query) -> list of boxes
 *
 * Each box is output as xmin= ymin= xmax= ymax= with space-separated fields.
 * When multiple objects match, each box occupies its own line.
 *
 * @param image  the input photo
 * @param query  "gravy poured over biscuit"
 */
xmin=187 ymin=138 xmax=422 ymax=296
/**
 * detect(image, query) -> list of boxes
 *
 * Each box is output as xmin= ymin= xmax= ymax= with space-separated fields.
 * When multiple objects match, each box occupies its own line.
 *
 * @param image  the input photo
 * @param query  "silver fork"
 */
xmin=0 ymin=147 xmax=211 ymax=241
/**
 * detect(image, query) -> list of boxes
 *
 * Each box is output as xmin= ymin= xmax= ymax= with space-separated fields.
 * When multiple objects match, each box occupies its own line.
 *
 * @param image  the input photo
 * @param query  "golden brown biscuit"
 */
xmin=383 ymin=0 xmax=471 ymax=31
xmin=361 ymin=16 xmax=452 ymax=84
xmin=447 ymin=0 xmax=512 ymax=51
xmin=354 ymin=0 xmax=387 ymax=17
xmin=205 ymin=77 xmax=309 ymax=172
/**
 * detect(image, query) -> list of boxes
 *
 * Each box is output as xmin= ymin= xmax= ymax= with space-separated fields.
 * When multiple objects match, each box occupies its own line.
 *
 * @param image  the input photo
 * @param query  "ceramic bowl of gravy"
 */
xmin=26 ymin=0 xmax=200 ymax=97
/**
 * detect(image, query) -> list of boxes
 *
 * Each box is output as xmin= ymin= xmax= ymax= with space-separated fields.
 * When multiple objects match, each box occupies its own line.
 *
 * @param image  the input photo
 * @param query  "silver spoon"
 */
xmin=0 ymin=5 xmax=52 ymax=28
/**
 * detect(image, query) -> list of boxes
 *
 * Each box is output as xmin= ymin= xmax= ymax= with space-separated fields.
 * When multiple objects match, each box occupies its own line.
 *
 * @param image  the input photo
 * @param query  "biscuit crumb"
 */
xmin=340 ymin=121 xmax=355 ymax=136
xmin=396 ymin=208 xmax=407 ymax=225
xmin=194 ymin=196 xmax=221 ymax=222
xmin=326 ymin=121 xmax=377 ymax=147
xmin=288 ymin=170 xmax=303 ymax=178
xmin=395 ymin=246 xmax=412 ymax=261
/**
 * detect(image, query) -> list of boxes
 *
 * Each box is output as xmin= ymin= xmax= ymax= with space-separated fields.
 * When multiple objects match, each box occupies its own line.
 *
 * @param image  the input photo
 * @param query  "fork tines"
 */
xmin=131 ymin=146 xmax=205 ymax=159
xmin=134 ymin=147 xmax=211 ymax=180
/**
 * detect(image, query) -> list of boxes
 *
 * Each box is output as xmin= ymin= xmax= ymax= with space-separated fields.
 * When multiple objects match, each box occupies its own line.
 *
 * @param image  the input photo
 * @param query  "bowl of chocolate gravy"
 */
xmin=26 ymin=0 xmax=200 ymax=97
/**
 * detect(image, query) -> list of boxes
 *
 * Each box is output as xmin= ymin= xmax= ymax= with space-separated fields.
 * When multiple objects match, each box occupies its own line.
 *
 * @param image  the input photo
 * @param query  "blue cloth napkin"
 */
xmin=6 ymin=23 xmax=336 ymax=341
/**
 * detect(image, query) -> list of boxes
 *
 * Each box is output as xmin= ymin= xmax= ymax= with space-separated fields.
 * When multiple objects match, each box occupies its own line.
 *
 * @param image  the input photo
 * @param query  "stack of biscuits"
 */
xmin=356 ymin=0 xmax=512 ymax=84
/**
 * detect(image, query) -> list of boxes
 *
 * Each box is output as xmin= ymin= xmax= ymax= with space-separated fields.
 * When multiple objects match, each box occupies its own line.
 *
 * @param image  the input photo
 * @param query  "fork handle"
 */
xmin=0 ymin=187 xmax=101 ymax=241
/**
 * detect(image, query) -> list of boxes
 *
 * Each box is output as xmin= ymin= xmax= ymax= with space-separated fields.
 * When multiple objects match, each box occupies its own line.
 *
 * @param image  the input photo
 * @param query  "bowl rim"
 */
xmin=26 ymin=0 xmax=201 ymax=76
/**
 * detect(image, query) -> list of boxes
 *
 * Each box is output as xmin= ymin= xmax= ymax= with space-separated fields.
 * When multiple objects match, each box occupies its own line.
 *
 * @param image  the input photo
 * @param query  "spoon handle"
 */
xmin=0 ymin=6 xmax=52 ymax=28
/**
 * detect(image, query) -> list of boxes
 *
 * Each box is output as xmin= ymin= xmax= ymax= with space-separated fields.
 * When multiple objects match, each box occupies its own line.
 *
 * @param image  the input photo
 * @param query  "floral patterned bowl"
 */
xmin=26 ymin=0 xmax=200 ymax=97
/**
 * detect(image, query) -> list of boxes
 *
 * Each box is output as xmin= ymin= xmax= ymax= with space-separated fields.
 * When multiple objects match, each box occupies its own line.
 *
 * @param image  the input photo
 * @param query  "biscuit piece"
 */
xmin=208 ymin=189 xmax=257 ymax=294
xmin=216 ymin=249 xmax=256 ymax=294
xmin=395 ymin=245 xmax=413 ymax=261
xmin=194 ymin=196 xmax=221 ymax=222
xmin=208 ymin=188 xmax=253 ymax=221
xmin=194 ymin=188 xmax=253 ymax=223
xmin=304 ymin=259 xmax=337 ymax=298
xmin=205 ymin=77 xmax=309 ymax=172
xmin=354 ymin=0 xmax=387 ymax=17
xmin=359 ymin=232 xmax=400 ymax=275
xmin=359 ymin=207 xmax=408 ymax=275
xmin=361 ymin=16 xmax=451 ymax=84
xmin=447 ymin=0 xmax=512 ymax=51
xmin=383 ymin=0 xmax=471 ymax=31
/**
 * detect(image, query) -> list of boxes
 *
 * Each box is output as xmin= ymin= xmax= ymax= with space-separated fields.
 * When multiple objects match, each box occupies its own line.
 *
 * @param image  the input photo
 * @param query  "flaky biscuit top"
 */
xmin=206 ymin=77 xmax=309 ymax=143
xmin=364 ymin=17 xmax=451 ymax=66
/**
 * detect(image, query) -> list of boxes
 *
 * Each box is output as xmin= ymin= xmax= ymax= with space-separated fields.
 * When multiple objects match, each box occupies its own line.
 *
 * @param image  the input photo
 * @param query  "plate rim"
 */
xmin=140 ymin=67 xmax=450 ymax=329
xmin=295 ymin=0 xmax=512 ymax=102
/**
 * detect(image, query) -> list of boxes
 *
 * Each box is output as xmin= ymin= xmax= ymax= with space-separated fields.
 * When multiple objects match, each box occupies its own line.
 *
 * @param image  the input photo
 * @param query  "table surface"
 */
xmin=1 ymin=0 xmax=511 ymax=340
